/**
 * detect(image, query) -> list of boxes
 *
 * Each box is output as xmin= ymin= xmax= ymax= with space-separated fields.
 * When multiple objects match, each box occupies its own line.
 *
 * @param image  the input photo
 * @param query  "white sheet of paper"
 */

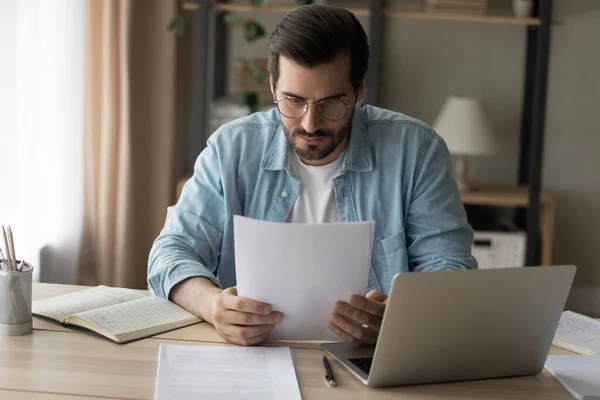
xmin=153 ymin=344 xmax=302 ymax=400
xmin=234 ymin=216 xmax=374 ymax=340
xmin=545 ymin=355 xmax=600 ymax=399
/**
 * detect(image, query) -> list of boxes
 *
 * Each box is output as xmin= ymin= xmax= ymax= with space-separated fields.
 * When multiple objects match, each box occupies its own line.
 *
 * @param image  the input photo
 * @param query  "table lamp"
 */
xmin=433 ymin=96 xmax=496 ymax=192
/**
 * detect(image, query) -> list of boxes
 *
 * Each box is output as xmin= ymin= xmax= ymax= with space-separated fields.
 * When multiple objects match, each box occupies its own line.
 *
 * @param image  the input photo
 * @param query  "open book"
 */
xmin=553 ymin=310 xmax=600 ymax=355
xmin=32 ymin=285 xmax=201 ymax=344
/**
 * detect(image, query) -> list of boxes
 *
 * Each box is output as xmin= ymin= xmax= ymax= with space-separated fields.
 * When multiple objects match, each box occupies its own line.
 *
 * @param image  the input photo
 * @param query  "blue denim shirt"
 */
xmin=148 ymin=105 xmax=477 ymax=299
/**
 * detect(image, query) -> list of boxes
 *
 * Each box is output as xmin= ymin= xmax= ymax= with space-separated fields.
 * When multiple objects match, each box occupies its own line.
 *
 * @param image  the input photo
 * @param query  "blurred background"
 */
xmin=0 ymin=0 xmax=599 ymax=316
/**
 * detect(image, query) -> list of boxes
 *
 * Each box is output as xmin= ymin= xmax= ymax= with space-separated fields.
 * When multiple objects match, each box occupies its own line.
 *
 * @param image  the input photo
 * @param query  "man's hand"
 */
xmin=328 ymin=290 xmax=388 ymax=344
xmin=210 ymin=287 xmax=283 ymax=346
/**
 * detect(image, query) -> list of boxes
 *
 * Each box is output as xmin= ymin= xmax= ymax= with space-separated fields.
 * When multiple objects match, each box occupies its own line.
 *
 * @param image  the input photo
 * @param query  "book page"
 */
xmin=32 ymin=285 xmax=148 ymax=323
xmin=70 ymin=296 xmax=200 ymax=336
xmin=553 ymin=311 xmax=600 ymax=354
xmin=154 ymin=344 xmax=302 ymax=400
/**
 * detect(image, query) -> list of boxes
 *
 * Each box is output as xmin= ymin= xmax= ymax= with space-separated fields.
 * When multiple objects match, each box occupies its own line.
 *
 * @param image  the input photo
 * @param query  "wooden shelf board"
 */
xmin=460 ymin=185 xmax=551 ymax=207
xmin=384 ymin=9 xmax=541 ymax=26
xmin=213 ymin=4 xmax=540 ymax=26
xmin=215 ymin=3 xmax=369 ymax=16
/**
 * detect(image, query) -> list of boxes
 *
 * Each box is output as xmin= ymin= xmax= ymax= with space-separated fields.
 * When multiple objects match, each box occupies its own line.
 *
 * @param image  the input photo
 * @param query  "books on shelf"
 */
xmin=33 ymin=285 xmax=201 ymax=344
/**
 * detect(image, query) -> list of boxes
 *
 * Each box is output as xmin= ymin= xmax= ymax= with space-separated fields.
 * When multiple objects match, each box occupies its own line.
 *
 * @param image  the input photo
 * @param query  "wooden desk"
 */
xmin=1 ymin=283 xmax=574 ymax=400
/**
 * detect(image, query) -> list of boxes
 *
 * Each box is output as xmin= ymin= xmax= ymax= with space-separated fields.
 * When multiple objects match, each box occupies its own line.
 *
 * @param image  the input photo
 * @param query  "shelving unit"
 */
xmin=383 ymin=9 xmax=540 ymax=25
xmin=210 ymin=3 xmax=542 ymax=25
xmin=461 ymin=185 xmax=555 ymax=266
xmin=185 ymin=0 xmax=554 ymax=266
xmin=215 ymin=3 xmax=370 ymax=16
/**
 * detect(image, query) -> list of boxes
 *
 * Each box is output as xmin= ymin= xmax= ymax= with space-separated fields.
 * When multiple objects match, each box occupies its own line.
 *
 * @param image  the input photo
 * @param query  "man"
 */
xmin=148 ymin=5 xmax=476 ymax=346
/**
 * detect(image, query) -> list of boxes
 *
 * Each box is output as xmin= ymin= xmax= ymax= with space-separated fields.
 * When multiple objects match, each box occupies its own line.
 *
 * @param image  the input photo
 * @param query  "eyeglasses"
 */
xmin=274 ymin=96 xmax=352 ymax=121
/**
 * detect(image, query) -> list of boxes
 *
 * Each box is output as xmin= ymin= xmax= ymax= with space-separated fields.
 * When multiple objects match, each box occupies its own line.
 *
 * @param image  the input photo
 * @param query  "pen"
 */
xmin=323 ymin=356 xmax=337 ymax=387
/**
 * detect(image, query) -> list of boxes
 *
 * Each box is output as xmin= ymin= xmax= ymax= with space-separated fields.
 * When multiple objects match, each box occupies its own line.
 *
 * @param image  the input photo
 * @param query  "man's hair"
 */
xmin=267 ymin=4 xmax=369 ymax=92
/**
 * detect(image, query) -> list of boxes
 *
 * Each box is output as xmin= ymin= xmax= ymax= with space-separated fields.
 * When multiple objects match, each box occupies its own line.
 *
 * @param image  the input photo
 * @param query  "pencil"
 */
xmin=0 ymin=246 xmax=8 ymax=272
xmin=1 ymin=226 xmax=12 ymax=271
xmin=7 ymin=226 xmax=17 ymax=272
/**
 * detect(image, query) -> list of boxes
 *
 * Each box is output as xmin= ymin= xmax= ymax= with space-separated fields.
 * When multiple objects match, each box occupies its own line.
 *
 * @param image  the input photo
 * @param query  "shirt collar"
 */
xmin=261 ymin=104 xmax=373 ymax=173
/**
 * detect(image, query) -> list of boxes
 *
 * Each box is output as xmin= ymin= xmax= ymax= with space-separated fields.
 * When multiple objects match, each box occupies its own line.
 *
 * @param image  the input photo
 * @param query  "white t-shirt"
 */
xmin=287 ymin=151 xmax=344 ymax=223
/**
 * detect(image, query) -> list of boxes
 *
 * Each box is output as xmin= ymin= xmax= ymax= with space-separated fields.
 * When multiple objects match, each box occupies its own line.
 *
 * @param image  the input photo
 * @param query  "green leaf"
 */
xmin=247 ymin=62 xmax=265 ymax=84
xmin=244 ymin=20 xmax=266 ymax=42
xmin=167 ymin=15 xmax=187 ymax=37
xmin=241 ymin=92 xmax=259 ymax=113
xmin=251 ymin=0 xmax=263 ymax=6
xmin=223 ymin=12 xmax=245 ymax=27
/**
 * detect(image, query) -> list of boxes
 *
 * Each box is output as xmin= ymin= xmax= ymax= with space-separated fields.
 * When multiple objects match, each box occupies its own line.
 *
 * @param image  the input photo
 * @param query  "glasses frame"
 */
xmin=273 ymin=90 xmax=358 ymax=121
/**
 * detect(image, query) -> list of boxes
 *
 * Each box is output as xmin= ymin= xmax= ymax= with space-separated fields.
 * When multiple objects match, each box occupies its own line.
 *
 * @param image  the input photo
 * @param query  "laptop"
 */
xmin=322 ymin=265 xmax=576 ymax=387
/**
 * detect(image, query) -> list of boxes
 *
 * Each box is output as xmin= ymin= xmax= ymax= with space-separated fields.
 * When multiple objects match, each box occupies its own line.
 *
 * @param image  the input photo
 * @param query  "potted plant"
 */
xmin=168 ymin=0 xmax=312 ymax=113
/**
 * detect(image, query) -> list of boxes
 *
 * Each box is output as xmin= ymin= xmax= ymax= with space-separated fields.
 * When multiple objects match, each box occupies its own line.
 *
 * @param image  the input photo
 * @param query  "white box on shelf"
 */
xmin=472 ymin=231 xmax=526 ymax=269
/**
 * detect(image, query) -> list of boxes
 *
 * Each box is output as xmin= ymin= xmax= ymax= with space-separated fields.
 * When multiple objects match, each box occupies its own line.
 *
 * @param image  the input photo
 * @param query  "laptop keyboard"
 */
xmin=349 ymin=357 xmax=373 ymax=375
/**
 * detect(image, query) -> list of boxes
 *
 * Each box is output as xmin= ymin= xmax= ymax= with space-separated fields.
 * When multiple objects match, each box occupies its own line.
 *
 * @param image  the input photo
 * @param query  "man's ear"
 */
xmin=270 ymin=76 xmax=275 ymax=100
xmin=356 ymin=79 xmax=367 ymax=103
xmin=356 ymin=88 xmax=364 ymax=103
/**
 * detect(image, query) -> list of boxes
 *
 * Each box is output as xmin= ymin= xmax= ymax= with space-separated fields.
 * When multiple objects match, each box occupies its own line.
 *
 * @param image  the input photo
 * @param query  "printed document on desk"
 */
xmin=153 ymin=344 xmax=302 ymax=400
xmin=545 ymin=355 xmax=600 ymax=400
xmin=234 ymin=216 xmax=374 ymax=341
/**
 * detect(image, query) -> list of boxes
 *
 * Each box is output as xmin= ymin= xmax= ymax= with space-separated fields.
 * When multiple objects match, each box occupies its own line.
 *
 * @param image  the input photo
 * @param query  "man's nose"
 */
xmin=300 ymin=104 xmax=321 ymax=134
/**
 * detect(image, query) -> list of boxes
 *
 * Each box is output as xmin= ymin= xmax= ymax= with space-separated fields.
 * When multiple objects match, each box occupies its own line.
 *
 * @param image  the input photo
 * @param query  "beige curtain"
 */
xmin=81 ymin=0 xmax=179 ymax=288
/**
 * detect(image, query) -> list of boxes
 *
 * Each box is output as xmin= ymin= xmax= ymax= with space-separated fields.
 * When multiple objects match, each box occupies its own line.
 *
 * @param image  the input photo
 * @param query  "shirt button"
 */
xmin=281 ymin=190 xmax=288 ymax=198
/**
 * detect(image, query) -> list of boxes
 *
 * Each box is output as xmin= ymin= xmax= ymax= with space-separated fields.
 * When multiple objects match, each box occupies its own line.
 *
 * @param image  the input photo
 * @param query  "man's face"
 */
xmin=271 ymin=53 xmax=362 ymax=166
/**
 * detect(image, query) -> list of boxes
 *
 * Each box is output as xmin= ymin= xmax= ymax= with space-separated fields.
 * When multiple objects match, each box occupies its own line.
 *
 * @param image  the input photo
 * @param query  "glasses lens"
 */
xmin=318 ymin=100 xmax=348 ymax=121
xmin=278 ymin=98 xmax=307 ymax=118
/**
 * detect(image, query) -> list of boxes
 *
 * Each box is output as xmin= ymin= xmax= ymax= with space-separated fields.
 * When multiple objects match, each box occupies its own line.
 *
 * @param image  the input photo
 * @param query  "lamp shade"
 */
xmin=433 ymin=96 xmax=496 ymax=156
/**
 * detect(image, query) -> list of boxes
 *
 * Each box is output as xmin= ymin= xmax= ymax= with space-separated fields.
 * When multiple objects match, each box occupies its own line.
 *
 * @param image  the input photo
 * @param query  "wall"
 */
xmin=543 ymin=0 xmax=600 ymax=316
xmin=227 ymin=0 xmax=600 ymax=316
xmin=0 ymin=0 xmax=18 ymax=216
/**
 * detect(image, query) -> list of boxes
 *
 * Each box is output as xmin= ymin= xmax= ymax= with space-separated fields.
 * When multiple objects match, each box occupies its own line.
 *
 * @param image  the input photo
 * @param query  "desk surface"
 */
xmin=0 ymin=283 xmax=575 ymax=400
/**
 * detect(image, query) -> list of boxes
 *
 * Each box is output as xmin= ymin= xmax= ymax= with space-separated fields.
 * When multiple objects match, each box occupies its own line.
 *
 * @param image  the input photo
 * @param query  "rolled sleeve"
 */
xmin=148 ymin=261 xmax=222 ymax=299
xmin=147 ymin=135 xmax=227 ymax=298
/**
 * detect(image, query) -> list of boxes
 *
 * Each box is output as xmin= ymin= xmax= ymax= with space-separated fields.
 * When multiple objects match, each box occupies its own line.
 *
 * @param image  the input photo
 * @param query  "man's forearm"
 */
xmin=169 ymin=277 xmax=223 ymax=325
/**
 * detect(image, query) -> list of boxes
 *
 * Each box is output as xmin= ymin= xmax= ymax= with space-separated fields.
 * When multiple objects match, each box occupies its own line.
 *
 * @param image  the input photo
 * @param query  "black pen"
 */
xmin=323 ymin=356 xmax=337 ymax=387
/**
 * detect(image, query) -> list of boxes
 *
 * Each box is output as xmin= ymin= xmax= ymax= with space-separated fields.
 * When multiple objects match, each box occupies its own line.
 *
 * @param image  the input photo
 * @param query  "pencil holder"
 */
xmin=0 ymin=261 xmax=33 ymax=336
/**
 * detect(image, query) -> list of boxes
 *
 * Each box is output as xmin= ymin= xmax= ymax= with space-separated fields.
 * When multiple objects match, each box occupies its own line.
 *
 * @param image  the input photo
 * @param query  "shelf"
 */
xmin=384 ymin=10 xmax=541 ymax=26
xmin=460 ymin=185 xmax=552 ymax=208
xmin=460 ymin=185 xmax=555 ymax=266
xmin=213 ymin=4 xmax=540 ymax=26
xmin=215 ymin=3 xmax=369 ymax=16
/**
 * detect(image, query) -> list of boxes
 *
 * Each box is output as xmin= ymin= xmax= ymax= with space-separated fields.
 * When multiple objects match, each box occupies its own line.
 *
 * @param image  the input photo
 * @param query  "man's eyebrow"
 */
xmin=280 ymin=91 xmax=348 ymax=102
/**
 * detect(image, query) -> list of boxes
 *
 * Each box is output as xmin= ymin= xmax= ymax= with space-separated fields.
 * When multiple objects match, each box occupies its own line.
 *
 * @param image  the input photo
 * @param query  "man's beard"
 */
xmin=283 ymin=111 xmax=353 ymax=162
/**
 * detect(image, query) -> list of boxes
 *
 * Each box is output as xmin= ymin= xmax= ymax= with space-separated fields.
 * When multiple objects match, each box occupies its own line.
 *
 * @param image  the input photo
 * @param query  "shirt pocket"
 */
xmin=369 ymin=229 xmax=408 ymax=294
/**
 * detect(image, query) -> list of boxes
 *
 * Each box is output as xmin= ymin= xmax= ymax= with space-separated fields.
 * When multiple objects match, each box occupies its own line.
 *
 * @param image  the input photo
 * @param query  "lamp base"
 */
xmin=453 ymin=155 xmax=471 ymax=192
